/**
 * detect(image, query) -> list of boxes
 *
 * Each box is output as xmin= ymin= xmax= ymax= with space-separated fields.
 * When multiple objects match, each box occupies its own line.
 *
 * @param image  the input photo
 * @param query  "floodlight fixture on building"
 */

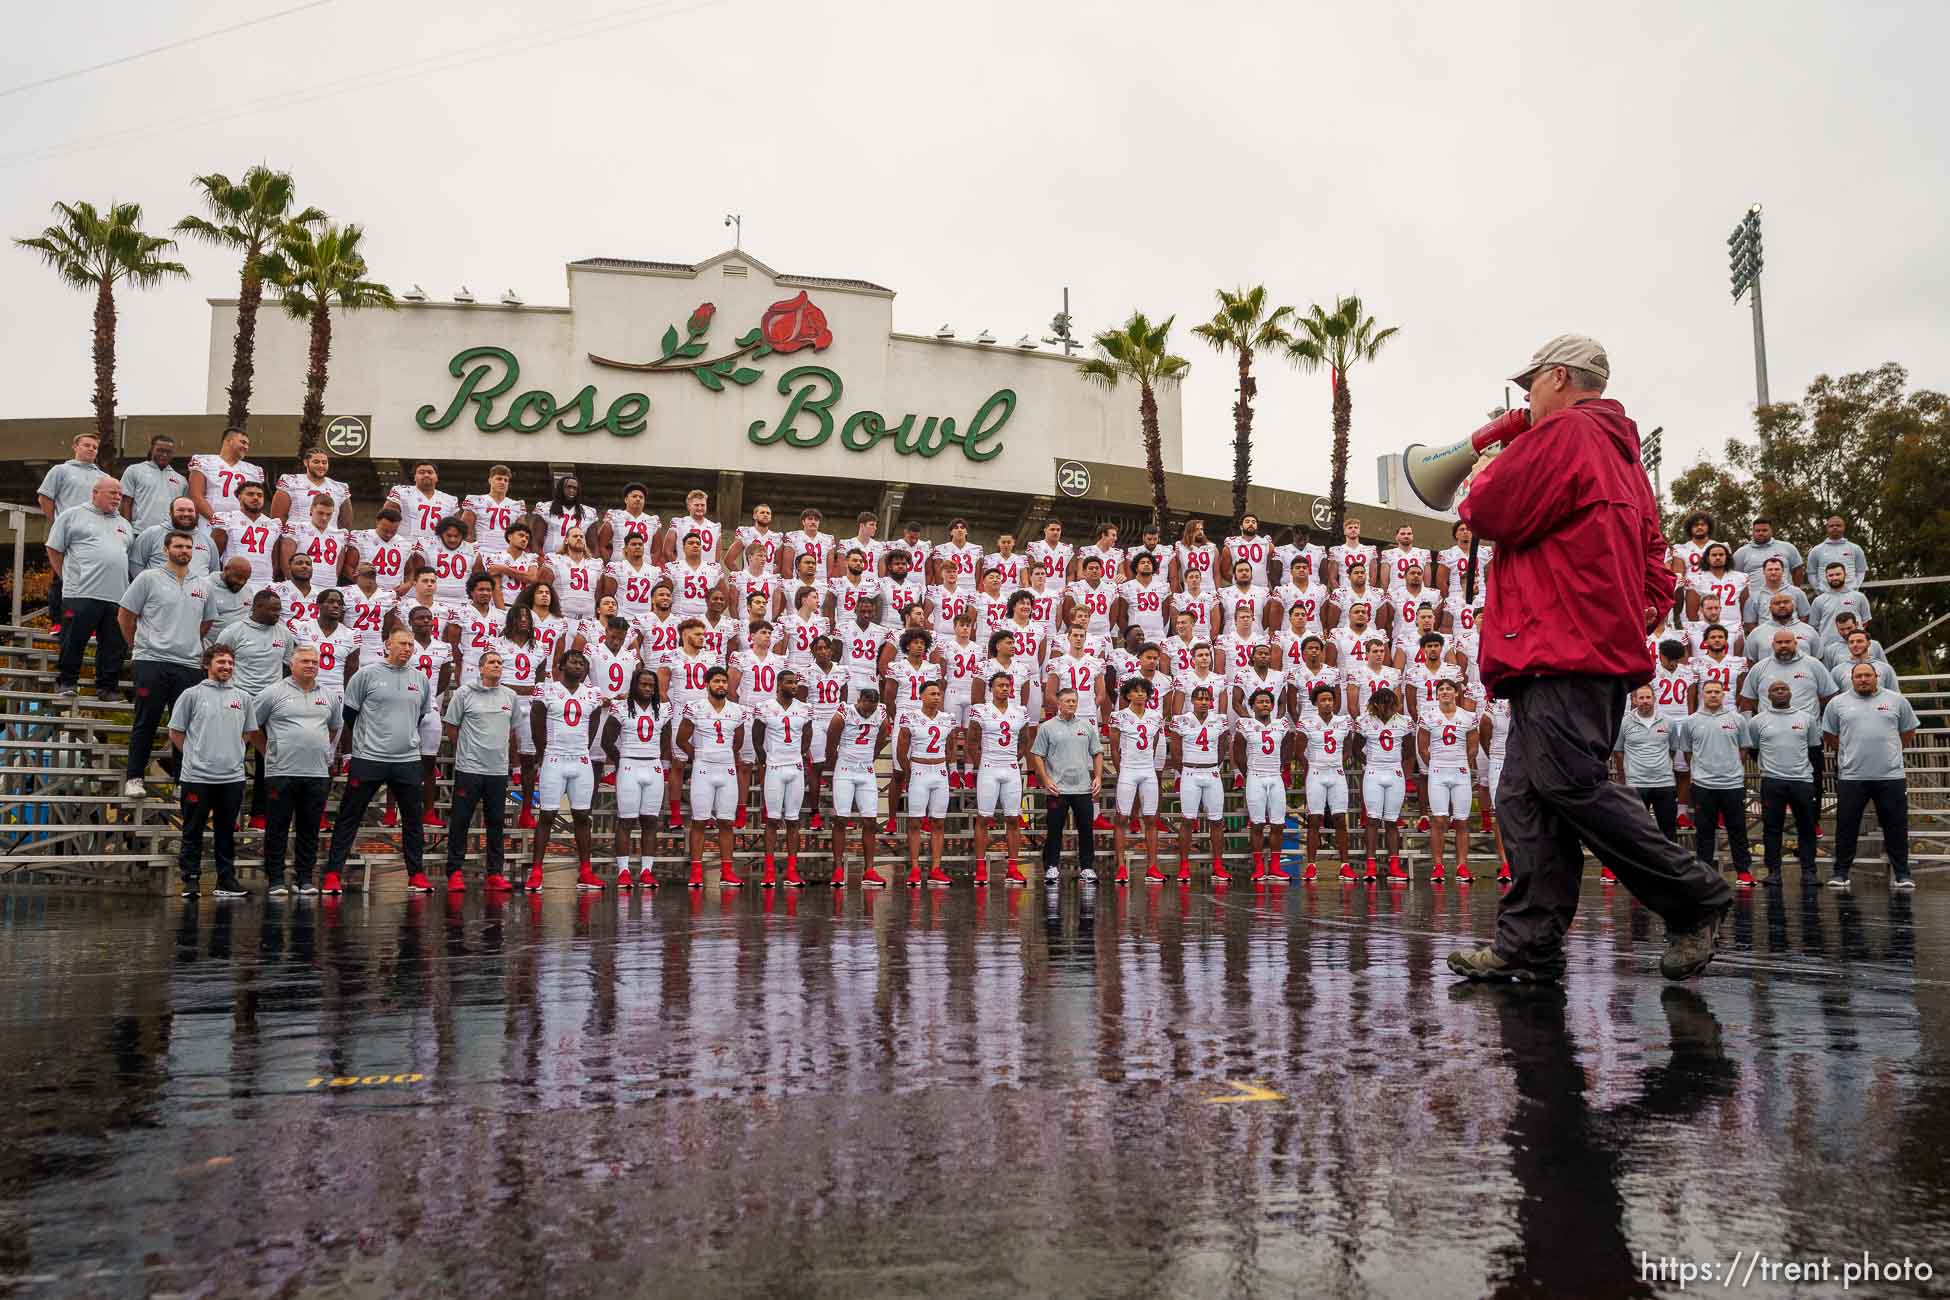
xmin=401 ymin=284 xmax=427 ymax=302
xmin=453 ymin=286 xmax=474 ymax=303
xmin=500 ymin=289 xmax=523 ymax=306
xmin=936 ymin=324 xmax=955 ymax=339
xmin=975 ymin=330 xmax=995 ymax=344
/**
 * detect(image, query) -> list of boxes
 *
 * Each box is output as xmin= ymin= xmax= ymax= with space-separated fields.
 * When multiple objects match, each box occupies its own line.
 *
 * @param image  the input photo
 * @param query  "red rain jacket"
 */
xmin=1458 ymin=398 xmax=1676 ymax=693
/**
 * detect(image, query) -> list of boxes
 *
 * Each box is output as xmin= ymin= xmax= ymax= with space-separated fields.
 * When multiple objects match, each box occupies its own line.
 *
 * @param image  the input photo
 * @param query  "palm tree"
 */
xmin=265 ymin=221 xmax=395 ymax=455
xmin=14 ymin=201 xmax=189 ymax=442
xmin=1287 ymin=296 xmax=1399 ymax=535
xmin=1191 ymin=286 xmax=1296 ymax=525
xmin=1079 ymin=312 xmax=1190 ymax=533
xmin=177 ymin=167 xmax=324 ymax=431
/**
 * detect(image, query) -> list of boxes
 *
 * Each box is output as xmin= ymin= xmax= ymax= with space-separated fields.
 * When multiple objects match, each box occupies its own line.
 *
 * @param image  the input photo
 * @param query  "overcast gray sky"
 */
xmin=4 ymin=0 xmax=1944 ymax=504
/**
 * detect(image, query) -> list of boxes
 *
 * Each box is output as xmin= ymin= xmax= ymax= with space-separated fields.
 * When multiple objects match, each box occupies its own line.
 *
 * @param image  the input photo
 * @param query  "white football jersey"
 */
xmin=671 ymin=515 xmax=722 ymax=557
xmin=353 ymin=529 xmax=412 ymax=587
xmin=585 ymin=639 xmax=635 ymax=701
xmin=343 ymin=586 xmax=395 ymax=657
xmin=940 ymin=637 xmax=986 ymax=699
xmin=1223 ymin=534 xmax=1274 ymax=587
xmin=1299 ymin=712 xmax=1353 ymax=771
xmin=537 ymin=680 xmax=601 ymax=756
xmin=832 ymin=574 xmax=882 ymax=621
xmin=634 ymin=610 xmax=684 ymax=663
xmin=461 ymin=493 xmax=526 ymax=553
xmin=1110 ymin=707 xmax=1163 ymax=769
xmin=1291 ymin=661 xmax=1344 ymax=715
xmin=888 ymin=657 xmax=943 ymax=717
xmin=1217 ymin=632 xmax=1266 ymax=677
xmin=414 ymin=538 xmax=478 ymax=604
xmin=755 ymin=698 xmax=813 ymax=765
xmin=551 ymin=555 xmax=603 ymax=617
xmin=777 ymin=612 xmax=829 ymax=673
xmin=389 ymin=486 xmax=458 ymax=541
xmin=1162 ymin=634 xmax=1207 ymax=677
xmin=785 ymin=529 xmax=835 ymax=572
xmin=1175 ymin=541 xmax=1219 ymax=584
xmin=607 ymin=559 xmax=664 ymax=617
xmin=663 ymin=647 xmax=721 ymax=707
xmin=408 ymin=637 xmax=454 ymax=691
xmin=804 ymin=662 xmax=848 ymax=720
xmin=1233 ymin=667 xmax=1287 ymax=712
xmin=1119 ymin=576 xmax=1173 ymax=642
xmin=832 ymin=704 xmax=885 ymax=770
xmin=983 ymin=551 xmax=1030 ymax=589
xmin=732 ymin=648 xmax=788 ymax=707
xmin=1172 ymin=711 xmax=1230 ymax=765
xmin=1046 ymin=651 xmax=1104 ymax=717
xmin=609 ymin=699 xmax=669 ymax=761
xmin=935 ymin=540 xmax=983 ymax=591
xmin=490 ymin=635 xmax=550 ymax=690
xmin=1421 ymin=706 xmax=1478 ymax=770
xmin=1273 ymin=582 xmax=1329 ymax=636
xmin=215 ymin=510 xmax=281 ymax=582
xmin=1692 ymin=652 xmax=1747 ymax=695
xmin=1234 ymin=715 xmax=1292 ymax=776
xmin=481 ymin=548 xmax=540 ymax=604
xmin=1357 ymin=712 xmax=1414 ymax=771
xmin=289 ymin=523 xmax=349 ymax=575
xmin=1379 ymin=545 xmax=1433 ymax=588
xmin=605 ymin=509 xmax=663 ymax=554
xmin=270 ymin=580 xmax=324 ymax=629
xmin=899 ymin=709 xmax=956 ymax=763
xmin=1348 ymin=663 xmax=1402 ymax=713
xmin=538 ymin=504 xmax=598 ymax=556
xmin=274 ymin=472 xmax=349 ymax=528
xmin=1653 ymin=662 xmax=1697 ymax=718
xmin=290 ymin=620 xmax=357 ymax=692
xmin=1484 ymin=697 xmax=1512 ymax=761
xmin=1219 ymin=584 xmax=1270 ymax=632
xmin=189 ymin=454 xmax=263 ymax=518
xmin=684 ymin=698 xmax=745 ymax=765
xmin=1436 ymin=543 xmax=1495 ymax=597
xmin=1688 ymin=569 xmax=1749 ymax=612
xmin=665 ymin=559 xmax=723 ymax=620
xmin=969 ymin=702 xmax=1028 ymax=767
xmin=926 ymin=583 xmax=975 ymax=636
xmin=1027 ymin=539 xmax=1073 ymax=582
xmin=840 ymin=621 xmax=893 ymax=688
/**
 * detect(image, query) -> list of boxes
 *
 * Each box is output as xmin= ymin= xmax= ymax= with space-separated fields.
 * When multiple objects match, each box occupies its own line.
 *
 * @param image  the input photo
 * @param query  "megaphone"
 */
xmin=1401 ymin=407 xmax=1532 ymax=512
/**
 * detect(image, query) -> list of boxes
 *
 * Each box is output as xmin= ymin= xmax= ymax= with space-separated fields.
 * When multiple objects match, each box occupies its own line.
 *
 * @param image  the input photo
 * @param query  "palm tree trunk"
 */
xmin=1231 ymin=348 xmax=1256 ymax=525
xmin=1328 ymin=374 xmax=1353 ymax=534
xmin=226 ymin=256 xmax=263 ymax=431
xmin=298 ymin=300 xmax=331 ymax=456
xmin=1140 ymin=383 xmax=1168 ymax=533
xmin=91 ymin=278 xmax=116 ymax=444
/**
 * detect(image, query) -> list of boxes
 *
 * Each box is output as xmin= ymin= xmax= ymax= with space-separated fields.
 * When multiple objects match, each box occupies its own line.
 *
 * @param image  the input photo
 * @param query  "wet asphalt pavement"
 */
xmin=0 ymin=874 xmax=1945 ymax=1299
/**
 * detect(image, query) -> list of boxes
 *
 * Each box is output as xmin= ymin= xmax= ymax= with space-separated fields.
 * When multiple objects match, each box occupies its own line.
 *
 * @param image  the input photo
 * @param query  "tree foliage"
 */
xmin=1668 ymin=363 xmax=1950 ymax=670
xmin=265 ymin=220 xmax=394 ymax=454
xmin=1287 ymin=296 xmax=1398 ymax=535
xmin=1191 ymin=286 xmax=1295 ymax=526
xmin=1080 ymin=311 xmax=1189 ymax=534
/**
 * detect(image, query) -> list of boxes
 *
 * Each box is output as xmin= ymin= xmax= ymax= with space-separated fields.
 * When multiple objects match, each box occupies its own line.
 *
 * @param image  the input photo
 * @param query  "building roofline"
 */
xmin=569 ymin=248 xmax=894 ymax=297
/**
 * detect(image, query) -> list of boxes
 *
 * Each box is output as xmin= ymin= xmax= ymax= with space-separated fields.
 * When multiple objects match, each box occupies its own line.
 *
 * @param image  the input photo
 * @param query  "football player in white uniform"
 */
xmin=529 ymin=648 xmax=605 ymax=890
xmin=270 ymin=447 xmax=350 ymax=531
xmin=603 ymin=531 xmax=662 ymax=620
xmin=279 ymin=492 xmax=350 ymax=585
xmin=602 ymin=667 xmax=670 ymax=889
xmin=482 ymin=520 xmax=541 ymax=607
xmin=211 ymin=480 xmax=282 ymax=583
xmin=966 ymin=670 xmax=1033 ymax=886
xmin=932 ymin=518 xmax=983 ymax=591
xmin=1168 ymin=685 xmax=1231 ymax=883
xmin=1026 ymin=519 xmax=1071 ymax=586
xmin=896 ymin=680 xmax=958 ymax=887
xmin=1351 ymin=684 xmax=1413 ymax=883
xmin=490 ymin=604 xmax=550 ymax=829
xmin=1222 ymin=514 xmax=1273 ymax=588
xmin=752 ymin=667 xmax=814 ymax=888
xmin=800 ymin=635 xmax=848 ymax=833
xmin=1107 ymin=679 xmax=1166 ymax=883
xmin=460 ymin=465 xmax=525 ymax=555
xmin=413 ymin=517 xmax=480 ymax=606
xmin=676 ymin=666 xmax=748 ymax=888
xmin=388 ymin=461 xmax=457 ymax=544
xmin=1232 ymin=687 xmax=1295 ymax=883
xmin=1297 ymin=684 xmax=1353 ymax=882
xmin=1417 ymin=679 xmax=1479 ymax=882
xmin=826 ymin=685 xmax=890 ymax=888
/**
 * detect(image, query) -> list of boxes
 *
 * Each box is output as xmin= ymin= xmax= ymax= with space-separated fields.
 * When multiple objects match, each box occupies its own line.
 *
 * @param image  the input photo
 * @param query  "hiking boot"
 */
xmin=1660 ymin=901 xmax=1730 ymax=981
xmin=1446 ymin=945 xmax=1564 ymax=984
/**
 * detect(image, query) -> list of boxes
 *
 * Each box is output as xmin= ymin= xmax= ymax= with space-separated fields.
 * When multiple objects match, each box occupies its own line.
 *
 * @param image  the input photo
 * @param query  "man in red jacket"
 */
xmin=1447 ymin=335 xmax=1731 ymax=983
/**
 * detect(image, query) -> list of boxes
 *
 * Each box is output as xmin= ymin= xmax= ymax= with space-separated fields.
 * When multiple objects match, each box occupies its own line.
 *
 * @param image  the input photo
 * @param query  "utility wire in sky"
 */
xmin=0 ymin=0 xmax=336 ymax=100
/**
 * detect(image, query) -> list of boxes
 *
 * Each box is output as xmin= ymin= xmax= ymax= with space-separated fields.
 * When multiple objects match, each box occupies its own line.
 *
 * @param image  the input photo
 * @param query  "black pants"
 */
xmin=56 ymin=596 xmax=126 ymax=691
xmin=1042 ymin=791 xmax=1096 ymax=872
xmin=248 ymin=748 xmax=267 ymax=818
xmin=263 ymin=775 xmax=329 ymax=886
xmin=1633 ymin=785 xmax=1679 ymax=842
xmin=1759 ymin=776 xmax=1817 ymax=879
xmin=1493 ymin=675 xmax=1730 ymax=965
xmin=326 ymin=759 xmax=425 ymax=874
xmin=447 ymin=770 xmax=508 ymax=876
xmin=1690 ymin=784 xmax=1752 ymax=872
xmin=1808 ymin=745 xmax=1826 ymax=808
xmin=179 ymin=781 xmax=245 ymax=886
xmin=127 ymin=661 xmax=201 ymax=779
xmin=1833 ymin=778 xmax=1909 ymax=880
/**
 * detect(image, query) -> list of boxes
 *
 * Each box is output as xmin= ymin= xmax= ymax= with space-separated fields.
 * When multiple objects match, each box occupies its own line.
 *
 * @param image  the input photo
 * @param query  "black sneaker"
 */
xmin=97 ymin=689 xmax=126 ymax=704
xmin=1446 ymin=945 xmax=1564 ymax=983
xmin=1825 ymin=875 xmax=1851 ymax=891
xmin=212 ymin=881 xmax=248 ymax=900
xmin=1660 ymin=901 xmax=1730 ymax=980
xmin=180 ymin=880 xmax=200 ymax=898
xmin=54 ymin=683 xmax=78 ymax=699
xmin=1892 ymin=875 xmax=1916 ymax=891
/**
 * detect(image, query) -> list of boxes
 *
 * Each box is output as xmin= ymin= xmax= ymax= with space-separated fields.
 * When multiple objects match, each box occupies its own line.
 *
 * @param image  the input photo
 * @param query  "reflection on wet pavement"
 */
xmin=0 ymin=878 xmax=1944 ymax=1297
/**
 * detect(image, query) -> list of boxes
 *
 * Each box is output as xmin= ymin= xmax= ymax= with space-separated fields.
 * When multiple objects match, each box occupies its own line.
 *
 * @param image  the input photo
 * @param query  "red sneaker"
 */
xmin=640 ymin=868 xmax=659 ymax=890
xmin=382 ymin=807 xmax=400 ymax=828
xmin=407 ymin=872 xmax=433 ymax=893
xmin=719 ymin=864 xmax=745 ymax=888
xmin=1479 ymin=811 xmax=1494 ymax=834
xmin=1146 ymin=863 xmax=1167 ymax=883
xmin=1735 ymin=869 xmax=1755 ymax=888
xmin=318 ymin=813 xmax=332 ymax=832
xmin=1177 ymin=859 xmax=1192 ymax=883
xmin=423 ymin=808 xmax=446 ymax=828
xmin=1006 ymin=863 xmax=1028 ymax=886
xmin=905 ymin=864 xmax=923 ymax=887
xmin=784 ymin=861 xmax=806 ymax=888
xmin=972 ymin=860 xmax=990 ymax=886
xmin=927 ymin=866 xmax=952 ymax=887
xmin=1114 ymin=863 xmax=1130 ymax=884
xmin=1339 ymin=863 xmax=1357 ymax=882
xmin=1429 ymin=864 xmax=1445 ymax=882
xmin=320 ymin=870 xmax=344 ymax=895
xmin=484 ymin=872 xmax=513 ymax=893
xmin=1416 ymin=815 xmax=1431 ymax=833
xmin=687 ymin=862 xmax=704 ymax=888
xmin=1266 ymin=860 xmax=1288 ymax=885
xmin=761 ymin=857 xmax=777 ymax=888
xmin=615 ymin=866 xmax=635 ymax=889
xmin=1127 ymin=816 xmax=1143 ymax=835
xmin=733 ymin=805 xmax=748 ymax=830
xmin=1600 ymin=866 xmax=1618 ymax=883
xmin=601 ymin=770 xmax=617 ymax=786
xmin=810 ymin=812 xmax=825 ymax=832
xmin=1302 ymin=862 xmax=1318 ymax=882
xmin=667 ymin=812 xmax=683 ymax=832
xmin=1387 ymin=858 xmax=1409 ymax=883
xmin=1232 ymin=772 xmax=1246 ymax=790
xmin=1455 ymin=864 xmax=1474 ymax=883
xmin=1497 ymin=862 xmax=1513 ymax=883
xmin=446 ymin=870 xmax=466 ymax=892
xmin=883 ymin=816 xmax=900 ymax=836
xmin=1677 ymin=811 xmax=1694 ymax=829
xmin=1211 ymin=862 xmax=1231 ymax=882
xmin=1363 ymin=858 xmax=1379 ymax=882
xmin=862 ymin=867 xmax=888 ymax=889
xmin=1251 ymin=855 xmax=1267 ymax=881
xmin=576 ymin=864 xmax=605 ymax=890
xmin=517 ymin=808 xmax=537 ymax=830
xmin=248 ymin=814 xmax=267 ymax=831
xmin=830 ymin=864 xmax=845 ymax=887
xmin=1093 ymin=814 xmax=1115 ymax=831
xmin=525 ymin=865 xmax=544 ymax=891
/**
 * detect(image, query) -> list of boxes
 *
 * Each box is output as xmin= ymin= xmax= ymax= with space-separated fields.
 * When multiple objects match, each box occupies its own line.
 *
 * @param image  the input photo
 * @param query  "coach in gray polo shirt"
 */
xmin=1029 ymin=686 xmax=1104 ymax=883
xmin=118 ymin=435 xmax=186 ymax=531
xmin=46 ymin=476 xmax=134 ymax=700
xmin=1612 ymin=686 xmax=1682 ymax=840
xmin=1747 ymin=681 xmax=1818 ymax=885
xmin=1679 ymin=680 xmax=1752 ymax=879
xmin=1740 ymin=630 xmax=1837 ymax=804
xmin=130 ymin=498 xmax=216 ymax=578
xmin=200 ymin=557 xmax=260 ymax=646
xmin=1822 ymin=665 xmax=1920 ymax=889
xmin=444 ymin=650 xmax=519 ymax=885
xmin=324 ymin=627 xmax=434 ymax=893
xmin=117 ymin=531 xmax=211 ymax=795
xmin=248 ymin=644 xmax=342 ymax=896
xmin=219 ymin=589 xmax=291 ymax=823
xmin=168 ymin=645 xmax=251 ymax=898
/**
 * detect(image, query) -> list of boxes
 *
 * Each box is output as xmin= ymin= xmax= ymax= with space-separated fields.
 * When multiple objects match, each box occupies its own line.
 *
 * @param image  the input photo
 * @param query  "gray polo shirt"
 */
xmin=171 ymin=679 xmax=250 ymax=784
xmin=249 ymin=677 xmax=342 ymax=778
xmin=46 ymin=506 xmax=134 ymax=603
xmin=217 ymin=617 xmax=290 ymax=697
xmin=343 ymin=661 xmax=433 ymax=764
xmin=1029 ymin=714 xmax=1102 ymax=794
xmin=444 ymin=683 xmax=517 ymax=775
xmin=1822 ymin=689 xmax=1919 ymax=782
xmin=1809 ymin=588 xmax=1872 ymax=633
xmin=1731 ymin=538 xmax=1803 ymax=581
xmin=37 ymin=459 xmax=111 ymax=516
xmin=1820 ymin=635 xmax=1887 ymax=671
xmin=118 ymin=566 xmax=210 ymax=668
xmin=129 ymin=521 xmax=216 ymax=578
xmin=1806 ymin=538 xmax=1868 ymax=590
xmin=1827 ymin=656 xmax=1897 ymax=692
xmin=1740 ymin=582 xmax=1810 ymax=624
xmin=119 ymin=461 xmax=187 ymax=531
xmin=201 ymin=579 xmax=259 ymax=644
xmin=1613 ymin=710 xmax=1679 ymax=788
xmin=1747 ymin=705 xmax=1815 ymax=781
xmin=1740 ymin=653 xmax=1835 ymax=729
xmin=1680 ymin=707 xmax=1749 ymax=790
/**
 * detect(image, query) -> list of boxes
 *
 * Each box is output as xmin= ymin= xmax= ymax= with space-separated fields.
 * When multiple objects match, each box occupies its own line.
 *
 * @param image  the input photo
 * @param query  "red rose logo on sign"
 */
xmin=760 ymin=291 xmax=833 ymax=354
xmin=588 ymin=292 xmax=833 ymax=391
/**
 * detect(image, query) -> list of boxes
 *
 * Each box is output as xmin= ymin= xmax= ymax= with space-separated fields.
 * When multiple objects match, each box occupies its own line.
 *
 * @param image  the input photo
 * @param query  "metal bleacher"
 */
xmin=0 ymin=620 xmax=1944 ymax=892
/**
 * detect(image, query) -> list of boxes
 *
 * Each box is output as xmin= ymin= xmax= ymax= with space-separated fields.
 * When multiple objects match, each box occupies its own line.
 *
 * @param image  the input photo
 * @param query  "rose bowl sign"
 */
xmin=415 ymin=290 xmax=1014 ymax=462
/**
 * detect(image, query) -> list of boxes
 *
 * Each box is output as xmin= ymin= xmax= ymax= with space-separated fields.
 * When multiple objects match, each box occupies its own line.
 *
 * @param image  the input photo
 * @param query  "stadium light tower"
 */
xmin=1043 ymin=287 xmax=1081 ymax=356
xmin=1727 ymin=203 xmax=1769 ymax=406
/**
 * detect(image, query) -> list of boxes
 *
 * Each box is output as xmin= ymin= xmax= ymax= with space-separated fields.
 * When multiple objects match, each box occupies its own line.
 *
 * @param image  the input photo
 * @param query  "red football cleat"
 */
xmin=1677 ymin=811 xmax=1694 ymax=829
xmin=883 ymin=816 xmax=900 ymax=836
xmin=809 ymin=812 xmax=825 ymax=831
xmin=248 ymin=814 xmax=267 ymax=831
xmin=1480 ymin=811 xmax=1494 ymax=834
xmin=1416 ymin=815 xmax=1431 ymax=833
xmin=905 ymin=864 xmax=923 ymax=887
xmin=1429 ymin=864 xmax=1446 ymax=882
xmin=733 ymin=805 xmax=748 ymax=830
xmin=320 ymin=870 xmax=344 ymax=895
xmin=1006 ymin=863 xmax=1028 ymax=886
xmin=667 ymin=812 xmax=683 ymax=832
xmin=518 ymin=808 xmax=537 ymax=830
xmin=1455 ymin=864 xmax=1474 ymax=883
xmin=1177 ymin=858 xmax=1192 ymax=883
xmin=446 ymin=870 xmax=466 ymax=892
xmin=784 ymin=861 xmax=806 ymax=888
xmin=830 ymin=864 xmax=846 ymax=887
xmin=1211 ymin=862 xmax=1231 ymax=882
xmin=1363 ymin=858 xmax=1379 ymax=882
xmin=525 ymin=864 xmax=544 ymax=891
xmin=719 ymin=864 xmax=745 ymax=888
xmin=1600 ymin=866 xmax=1618 ymax=883
xmin=318 ymin=814 xmax=332 ymax=832
xmin=1387 ymin=858 xmax=1409 ymax=883
xmin=1339 ymin=863 xmax=1357 ymax=882
xmin=423 ymin=808 xmax=446 ymax=828
xmin=1146 ymin=863 xmax=1167 ymax=883
xmin=484 ymin=872 xmax=513 ymax=893
xmin=1265 ymin=860 xmax=1288 ymax=885
xmin=972 ymin=860 xmax=989 ymax=886
xmin=1302 ymin=862 xmax=1318 ymax=882
xmin=407 ymin=871 xmax=433 ymax=893
xmin=1113 ymin=863 xmax=1129 ymax=884
xmin=576 ymin=863 xmax=604 ymax=890
xmin=615 ymin=866 xmax=635 ymax=889
xmin=862 ymin=867 xmax=888 ymax=889
xmin=1093 ymin=814 xmax=1115 ymax=832
xmin=602 ymin=770 xmax=617 ymax=786
xmin=1735 ymin=870 xmax=1755 ymax=889
xmin=1497 ymin=862 xmax=1513 ymax=883
xmin=687 ymin=861 xmax=705 ymax=888
xmin=927 ymin=866 xmax=951 ymax=887
xmin=1251 ymin=855 xmax=1268 ymax=881
xmin=382 ymin=807 xmax=400 ymax=828
xmin=762 ymin=857 xmax=777 ymax=888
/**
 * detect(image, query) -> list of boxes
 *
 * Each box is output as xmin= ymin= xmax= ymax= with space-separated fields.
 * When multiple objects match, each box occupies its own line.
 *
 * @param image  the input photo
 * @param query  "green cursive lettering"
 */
xmin=416 ymin=346 xmax=519 ymax=431
xmin=960 ymin=388 xmax=1013 ymax=462
xmin=750 ymin=365 xmax=840 ymax=449
xmin=604 ymin=393 xmax=649 ymax=437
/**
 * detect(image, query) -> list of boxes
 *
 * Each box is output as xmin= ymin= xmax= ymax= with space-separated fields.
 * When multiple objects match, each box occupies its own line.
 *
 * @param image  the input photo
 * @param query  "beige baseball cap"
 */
xmin=1509 ymin=334 xmax=1610 ymax=386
